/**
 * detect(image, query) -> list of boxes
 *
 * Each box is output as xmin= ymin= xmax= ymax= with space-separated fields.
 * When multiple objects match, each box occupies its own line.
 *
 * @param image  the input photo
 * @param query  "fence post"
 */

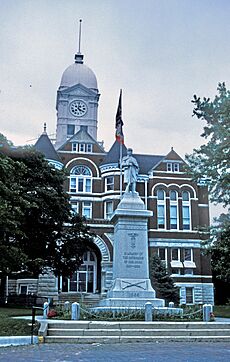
xmin=169 ymin=302 xmax=174 ymax=308
xmin=203 ymin=304 xmax=212 ymax=322
xmin=145 ymin=302 xmax=152 ymax=322
xmin=64 ymin=301 xmax=70 ymax=311
xmin=43 ymin=302 xmax=49 ymax=319
xmin=71 ymin=302 xmax=80 ymax=320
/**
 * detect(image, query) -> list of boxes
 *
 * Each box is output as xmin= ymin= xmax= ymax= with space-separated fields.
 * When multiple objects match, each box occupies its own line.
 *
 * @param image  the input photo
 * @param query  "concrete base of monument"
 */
xmin=93 ymin=278 xmax=165 ymax=309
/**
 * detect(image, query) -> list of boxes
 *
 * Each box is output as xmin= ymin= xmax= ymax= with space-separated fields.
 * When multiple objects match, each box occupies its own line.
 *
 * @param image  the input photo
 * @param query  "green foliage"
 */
xmin=53 ymin=214 xmax=93 ymax=278
xmin=214 ymin=304 xmax=230 ymax=318
xmin=0 ymin=307 xmax=40 ymax=336
xmin=0 ymin=141 xmax=93 ymax=279
xmin=186 ymin=83 xmax=230 ymax=302
xmin=186 ymin=82 xmax=230 ymax=207
xmin=149 ymin=255 xmax=180 ymax=305
xmin=210 ymin=214 xmax=230 ymax=283
xmin=0 ymin=133 xmax=13 ymax=146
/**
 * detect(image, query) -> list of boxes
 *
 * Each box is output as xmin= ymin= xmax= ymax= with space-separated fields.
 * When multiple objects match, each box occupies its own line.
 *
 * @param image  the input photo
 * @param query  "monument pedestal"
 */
xmin=97 ymin=192 xmax=165 ymax=310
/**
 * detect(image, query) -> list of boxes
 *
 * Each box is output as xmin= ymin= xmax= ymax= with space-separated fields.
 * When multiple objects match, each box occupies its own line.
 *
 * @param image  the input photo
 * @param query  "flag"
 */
xmin=115 ymin=89 xmax=124 ymax=144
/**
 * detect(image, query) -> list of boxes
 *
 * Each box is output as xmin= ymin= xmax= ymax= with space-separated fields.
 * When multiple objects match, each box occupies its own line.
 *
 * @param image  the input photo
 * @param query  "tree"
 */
xmin=186 ymin=82 xmax=230 ymax=207
xmin=0 ymin=144 xmax=93 ymax=279
xmin=186 ymin=83 xmax=230 ymax=302
xmin=150 ymin=255 xmax=179 ymax=305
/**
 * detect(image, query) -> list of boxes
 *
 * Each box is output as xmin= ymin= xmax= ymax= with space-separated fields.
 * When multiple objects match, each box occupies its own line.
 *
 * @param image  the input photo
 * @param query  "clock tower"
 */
xmin=55 ymin=26 xmax=100 ymax=149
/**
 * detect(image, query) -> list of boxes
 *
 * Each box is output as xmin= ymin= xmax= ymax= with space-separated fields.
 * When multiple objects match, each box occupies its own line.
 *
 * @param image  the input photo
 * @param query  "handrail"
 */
xmin=31 ymin=302 xmax=50 ymax=344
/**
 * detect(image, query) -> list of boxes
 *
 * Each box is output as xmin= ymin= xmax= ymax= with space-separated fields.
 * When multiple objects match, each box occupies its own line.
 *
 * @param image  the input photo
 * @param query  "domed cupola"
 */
xmin=55 ymin=20 xmax=100 ymax=149
xmin=60 ymin=54 xmax=98 ymax=90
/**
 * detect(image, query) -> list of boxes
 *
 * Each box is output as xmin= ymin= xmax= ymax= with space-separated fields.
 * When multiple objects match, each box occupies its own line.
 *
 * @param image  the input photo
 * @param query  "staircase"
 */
xmin=40 ymin=321 xmax=230 ymax=343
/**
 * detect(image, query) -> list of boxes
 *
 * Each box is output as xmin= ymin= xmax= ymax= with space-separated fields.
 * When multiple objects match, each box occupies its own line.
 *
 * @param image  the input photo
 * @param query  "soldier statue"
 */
xmin=121 ymin=148 xmax=139 ymax=193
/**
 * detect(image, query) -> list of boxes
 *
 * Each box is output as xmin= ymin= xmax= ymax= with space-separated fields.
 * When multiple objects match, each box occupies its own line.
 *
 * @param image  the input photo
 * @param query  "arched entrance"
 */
xmin=70 ymin=251 xmax=97 ymax=293
xmin=60 ymin=236 xmax=111 ymax=294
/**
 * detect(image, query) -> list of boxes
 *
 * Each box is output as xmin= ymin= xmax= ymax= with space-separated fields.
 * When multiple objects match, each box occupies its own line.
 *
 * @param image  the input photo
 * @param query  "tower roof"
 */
xmin=60 ymin=20 xmax=98 ymax=90
xmin=60 ymin=62 xmax=98 ymax=90
xmin=34 ymin=132 xmax=62 ymax=163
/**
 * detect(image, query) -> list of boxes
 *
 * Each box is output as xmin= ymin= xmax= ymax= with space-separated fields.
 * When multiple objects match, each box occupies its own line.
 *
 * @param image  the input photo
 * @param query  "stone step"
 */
xmin=47 ymin=321 xmax=230 ymax=330
xmin=44 ymin=335 xmax=230 ymax=343
xmin=47 ymin=328 xmax=230 ymax=337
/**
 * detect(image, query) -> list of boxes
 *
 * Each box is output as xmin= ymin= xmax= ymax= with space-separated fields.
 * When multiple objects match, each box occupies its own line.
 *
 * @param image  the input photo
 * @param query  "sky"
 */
xmin=0 ymin=0 xmax=229 ymax=218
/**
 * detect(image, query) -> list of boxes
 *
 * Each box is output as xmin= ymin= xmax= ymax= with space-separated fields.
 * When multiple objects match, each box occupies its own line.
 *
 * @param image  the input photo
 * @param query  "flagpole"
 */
xmin=120 ymin=141 xmax=122 ymax=199
xmin=115 ymin=88 xmax=124 ymax=199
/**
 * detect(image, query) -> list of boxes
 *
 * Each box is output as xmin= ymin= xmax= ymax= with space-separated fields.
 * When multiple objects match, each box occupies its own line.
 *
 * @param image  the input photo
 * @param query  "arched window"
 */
xmin=182 ymin=191 xmax=191 ymax=230
xmin=169 ymin=190 xmax=178 ymax=229
xmin=69 ymin=165 xmax=92 ymax=193
xmin=157 ymin=189 xmax=166 ymax=229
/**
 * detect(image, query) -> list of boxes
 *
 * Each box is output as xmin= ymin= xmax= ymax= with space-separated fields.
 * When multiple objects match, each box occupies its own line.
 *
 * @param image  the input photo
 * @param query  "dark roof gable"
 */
xmin=34 ymin=133 xmax=62 ymax=162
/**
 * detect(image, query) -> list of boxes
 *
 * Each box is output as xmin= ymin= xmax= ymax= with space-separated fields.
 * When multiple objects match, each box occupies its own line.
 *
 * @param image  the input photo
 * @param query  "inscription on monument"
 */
xmin=123 ymin=251 xmax=144 ymax=269
xmin=128 ymin=232 xmax=139 ymax=249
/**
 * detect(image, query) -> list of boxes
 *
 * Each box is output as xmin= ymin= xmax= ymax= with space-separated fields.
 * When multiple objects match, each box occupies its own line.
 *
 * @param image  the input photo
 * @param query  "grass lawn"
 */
xmin=0 ymin=307 xmax=42 ymax=336
xmin=214 ymin=305 xmax=230 ymax=318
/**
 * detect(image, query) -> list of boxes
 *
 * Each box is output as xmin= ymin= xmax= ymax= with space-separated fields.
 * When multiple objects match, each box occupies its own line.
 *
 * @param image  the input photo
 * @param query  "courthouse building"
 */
xmin=9 ymin=44 xmax=214 ymax=305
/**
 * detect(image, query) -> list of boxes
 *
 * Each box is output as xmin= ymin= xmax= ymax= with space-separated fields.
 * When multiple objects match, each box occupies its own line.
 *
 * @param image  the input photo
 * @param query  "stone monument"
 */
xmin=97 ymin=149 xmax=165 ymax=309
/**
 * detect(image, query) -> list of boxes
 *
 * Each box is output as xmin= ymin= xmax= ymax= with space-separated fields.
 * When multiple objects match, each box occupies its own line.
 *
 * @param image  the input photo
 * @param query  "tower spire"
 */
xmin=75 ymin=19 xmax=84 ymax=64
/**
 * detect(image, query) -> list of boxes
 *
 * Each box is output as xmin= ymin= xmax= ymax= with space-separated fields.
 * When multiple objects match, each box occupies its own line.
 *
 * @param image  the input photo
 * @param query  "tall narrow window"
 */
xmin=186 ymin=287 xmax=194 ymax=304
xmin=170 ymin=190 xmax=178 ymax=229
xmin=171 ymin=248 xmax=180 ymax=261
xmin=105 ymin=201 xmax=113 ymax=219
xmin=182 ymin=191 xmax=191 ymax=230
xmin=184 ymin=248 xmax=192 ymax=261
xmin=157 ymin=189 xmax=166 ymax=229
xmin=82 ymin=201 xmax=92 ymax=219
xmin=71 ymin=203 xmax=79 ymax=215
xmin=67 ymin=124 xmax=75 ymax=136
xmin=105 ymin=176 xmax=114 ymax=191
xmin=69 ymin=165 xmax=92 ymax=193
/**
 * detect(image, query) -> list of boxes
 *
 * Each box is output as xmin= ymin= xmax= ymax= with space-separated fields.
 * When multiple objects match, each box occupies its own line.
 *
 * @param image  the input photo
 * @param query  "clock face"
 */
xmin=69 ymin=100 xmax=87 ymax=117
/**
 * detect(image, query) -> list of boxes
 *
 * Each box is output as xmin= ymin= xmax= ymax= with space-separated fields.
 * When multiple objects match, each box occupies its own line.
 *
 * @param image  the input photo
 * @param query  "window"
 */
xmin=184 ymin=269 xmax=193 ymax=275
xmin=105 ymin=201 xmax=113 ymax=219
xmin=174 ymin=163 xmax=179 ymax=172
xmin=82 ymin=201 xmax=92 ymax=219
xmin=170 ymin=205 xmax=178 ymax=229
xmin=172 ymin=248 xmax=179 ymax=261
xmin=182 ymin=191 xmax=191 ymax=230
xmin=186 ymin=287 xmax=194 ymax=304
xmin=157 ymin=189 xmax=165 ymax=200
xmin=70 ymin=165 xmax=92 ymax=193
xmin=105 ymin=176 xmax=114 ymax=191
xmin=184 ymin=248 xmax=192 ymax=261
xmin=182 ymin=207 xmax=190 ymax=230
xmin=157 ymin=189 xmax=165 ymax=229
xmin=171 ymin=268 xmax=180 ymax=275
xmin=167 ymin=162 xmax=179 ymax=172
xmin=19 ymin=285 xmax=28 ymax=295
xmin=79 ymin=143 xmax=85 ymax=152
xmin=157 ymin=205 xmax=165 ymax=229
xmin=182 ymin=191 xmax=189 ymax=201
xmin=67 ymin=124 xmax=75 ymax=136
xmin=170 ymin=190 xmax=178 ymax=229
xmin=72 ymin=143 xmax=77 ymax=151
xmin=86 ymin=144 xmax=93 ymax=153
xmin=71 ymin=203 xmax=79 ymax=215
xmin=170 ymin=190 xmax=177 ymax=201
xmin=158 ymin=248 xmax=166 ymax=261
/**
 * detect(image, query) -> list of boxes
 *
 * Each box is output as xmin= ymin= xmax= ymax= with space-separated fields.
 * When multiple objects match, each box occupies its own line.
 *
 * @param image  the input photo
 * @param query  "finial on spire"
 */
xmin=43 ymin=122 xmax=47 ymax=134
xmin=75 ymin=19 xmax=84 ymax=64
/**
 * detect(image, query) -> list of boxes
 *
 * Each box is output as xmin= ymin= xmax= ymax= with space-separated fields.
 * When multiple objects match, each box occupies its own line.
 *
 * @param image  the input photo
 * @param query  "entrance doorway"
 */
xmin=63 ymin=251 xmax=97 ymax=293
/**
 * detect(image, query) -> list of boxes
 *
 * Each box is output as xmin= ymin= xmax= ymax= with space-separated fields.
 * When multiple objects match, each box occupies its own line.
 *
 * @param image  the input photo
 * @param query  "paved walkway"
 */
xmin=0 ymin=342 xmax=230 ymax=361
